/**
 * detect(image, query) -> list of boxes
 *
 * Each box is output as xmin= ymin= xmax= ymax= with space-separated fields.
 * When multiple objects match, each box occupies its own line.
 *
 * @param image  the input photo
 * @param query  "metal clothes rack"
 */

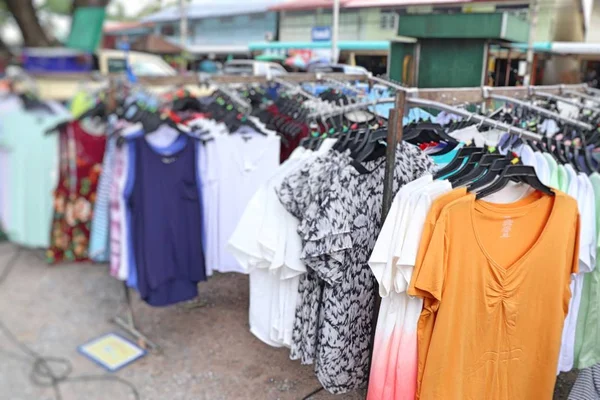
xmin=532 ymin=90 xmax=600 ymax=113
xmin=564 ymin=90 xmax=600 ymax=106
xmin=213 ymin=83 xmax=252 ymax=110
xmin=271 ymin=77 xmax=319 ymax=101
xmin=486 ymin=93 xmax=593 ymax=130
xmin=372 ymin=83 xmax=596 ymax=399
xmin=321 ymin=76 xmax=365 ymax=97
xmin=97 ymin=72 xmax=374 ymax=352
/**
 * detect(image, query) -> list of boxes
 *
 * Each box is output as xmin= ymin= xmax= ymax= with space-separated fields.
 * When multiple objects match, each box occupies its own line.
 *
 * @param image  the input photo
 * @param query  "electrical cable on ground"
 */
xmin=0 ymin=245 xmax=141 ymax=400
xmin=302 ymin=386 xmax=325 ymax=400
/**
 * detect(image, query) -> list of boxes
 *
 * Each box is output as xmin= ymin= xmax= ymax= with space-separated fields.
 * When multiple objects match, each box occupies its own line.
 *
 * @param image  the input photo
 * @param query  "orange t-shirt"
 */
xmin=408 ymin=190 xmax=579 ymax=400
xmin=410 ymin=187 xmax=467 ymax=399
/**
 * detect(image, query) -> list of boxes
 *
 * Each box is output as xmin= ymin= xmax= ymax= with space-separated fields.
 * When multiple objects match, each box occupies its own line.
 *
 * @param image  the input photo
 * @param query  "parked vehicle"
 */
xmin=307 ymin=63 xmax=369 ymax=75
xmin=223 ymin=60 xmax=287 ymax=76
xmin=95 ymin=49 xmax=177 ymax=76
xmin=19 ymin=49 xmax=178 ymax=100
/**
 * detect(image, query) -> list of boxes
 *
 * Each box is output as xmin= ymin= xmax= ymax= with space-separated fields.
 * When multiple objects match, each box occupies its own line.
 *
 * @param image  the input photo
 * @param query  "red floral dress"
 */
xmin=47 ymin=121 xmax=106 ymax=264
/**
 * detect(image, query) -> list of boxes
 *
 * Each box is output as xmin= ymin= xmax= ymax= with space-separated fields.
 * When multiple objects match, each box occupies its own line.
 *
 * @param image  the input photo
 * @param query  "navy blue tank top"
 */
xmin=128 ymin=133 xmax=206 ymax=307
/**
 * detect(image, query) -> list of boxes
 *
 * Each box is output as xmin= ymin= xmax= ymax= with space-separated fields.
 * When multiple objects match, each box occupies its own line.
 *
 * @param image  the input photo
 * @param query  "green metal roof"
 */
xmin=249 ymin=41 xmax=390 ymax=51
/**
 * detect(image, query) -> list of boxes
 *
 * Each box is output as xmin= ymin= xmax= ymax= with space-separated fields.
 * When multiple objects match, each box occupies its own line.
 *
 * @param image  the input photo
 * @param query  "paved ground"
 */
xmin=0 ymin=242 xmax=578 ymax=400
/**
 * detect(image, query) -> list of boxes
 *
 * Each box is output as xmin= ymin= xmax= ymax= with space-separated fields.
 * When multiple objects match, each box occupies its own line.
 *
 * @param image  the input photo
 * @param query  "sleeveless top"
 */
xmin=127 ymin=133 xmax=206 ymax=306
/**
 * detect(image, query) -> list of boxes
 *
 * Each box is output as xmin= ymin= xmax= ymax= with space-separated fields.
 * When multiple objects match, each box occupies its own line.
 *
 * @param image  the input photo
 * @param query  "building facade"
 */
xmin=141 ymin=1 xmax=283 ymax=56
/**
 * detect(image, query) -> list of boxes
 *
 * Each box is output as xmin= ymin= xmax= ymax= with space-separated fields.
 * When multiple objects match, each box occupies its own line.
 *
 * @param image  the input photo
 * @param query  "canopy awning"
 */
xmin=185 ymin=44 xmax=249 ymax=55
xmin=507 ymin=42 xmax=600 ymax=55
xmin=249 ymin=41 xmax=390 ymax=51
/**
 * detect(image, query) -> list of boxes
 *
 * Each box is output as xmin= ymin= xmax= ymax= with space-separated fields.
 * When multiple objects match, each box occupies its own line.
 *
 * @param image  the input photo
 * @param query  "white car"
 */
xmin=223 ymin=60 xmax=288 ymax=77
xmin=96 ymin=49 xmax=177 ymax=76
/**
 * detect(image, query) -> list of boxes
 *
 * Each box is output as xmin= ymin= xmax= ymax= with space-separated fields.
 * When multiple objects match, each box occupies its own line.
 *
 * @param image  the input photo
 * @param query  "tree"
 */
xmin=72 ymin=0 xmax=111 ymax=12
xmin=3 ymin=0 xmax=53 ymax=47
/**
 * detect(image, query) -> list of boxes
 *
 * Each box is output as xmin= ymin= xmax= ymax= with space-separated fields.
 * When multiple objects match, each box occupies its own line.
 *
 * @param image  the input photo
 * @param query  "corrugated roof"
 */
xmin=277 ymin=0 xmax=517 ymax=9
xmin=131 ymin=35 xmax=183 ymax=54
xmin=345 ymin=0 xmax=473 ymax=7
xmin=141 ymin=0 xmax=285 ymax=23
xmin=270 ymin=0 xmax=351 ymax=11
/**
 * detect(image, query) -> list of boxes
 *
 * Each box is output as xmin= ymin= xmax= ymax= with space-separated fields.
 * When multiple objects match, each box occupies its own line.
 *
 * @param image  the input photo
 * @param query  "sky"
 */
xmin=118 ymin=0 xmax=157 ymax=17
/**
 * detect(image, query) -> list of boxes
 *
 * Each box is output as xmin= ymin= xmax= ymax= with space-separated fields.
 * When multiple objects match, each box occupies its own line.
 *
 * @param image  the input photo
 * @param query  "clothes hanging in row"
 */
xmin=229 ymin=135 xmax=436 ymax=393
xmin=365 ymin=108 xmax=596 ymax=399
xmin=84 ymin=90 xmax=281 ymax=305
xmin=368 ymin=181 xmax=579 ymax=400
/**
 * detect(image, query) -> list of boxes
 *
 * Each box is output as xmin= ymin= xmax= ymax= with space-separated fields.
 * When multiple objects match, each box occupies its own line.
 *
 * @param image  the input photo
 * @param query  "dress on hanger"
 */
xmin=47 ymin=121 xmax=107 ymax=264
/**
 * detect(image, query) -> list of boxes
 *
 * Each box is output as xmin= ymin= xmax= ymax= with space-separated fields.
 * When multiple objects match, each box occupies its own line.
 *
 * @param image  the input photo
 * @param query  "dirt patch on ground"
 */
xmin=0 ymin=243 xmax=580 ymax=399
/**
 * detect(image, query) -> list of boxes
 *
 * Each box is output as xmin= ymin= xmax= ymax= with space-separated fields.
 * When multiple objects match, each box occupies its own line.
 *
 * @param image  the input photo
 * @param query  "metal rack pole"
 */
xmin=213 ymin=83 xmax=252 ymax=110
xmin=271 ymin=77 xmax=319 ymax=100
xmin=407 ymin=97 xmax=543 ymax=141
xmin=586 ymin=87 xmax=600 ymax=97
xmin=113 ymin=283 xmax=159 ymax=351
xmin=488 ymin=93 xmax=592 ymax=131
xmin=368 ymin=75 xmax=406 ymax=91
xmin=533 ymin=91 xmax=600 ymax=113
xmin=321 ymin=76 xmax=365 ymax=96
xmin=366 ymin=91 xmax=406 ymax=398
xmin=309 ymin=97 xmax=396 ymax=119
xmin=563 ymin=90 xmax=600 ymax=106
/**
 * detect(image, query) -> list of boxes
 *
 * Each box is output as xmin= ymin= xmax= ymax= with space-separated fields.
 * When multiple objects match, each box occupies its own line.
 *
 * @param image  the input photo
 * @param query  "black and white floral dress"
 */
xmin=277 ymin=143 xmax=435 ymax=394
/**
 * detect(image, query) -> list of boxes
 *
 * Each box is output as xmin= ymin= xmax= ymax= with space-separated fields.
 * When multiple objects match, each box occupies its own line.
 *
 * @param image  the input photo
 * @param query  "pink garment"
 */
xmin=109 ymin=145 xmax=127 ymax=278
xmin=367 ymin=293 xmax=420 ymax=400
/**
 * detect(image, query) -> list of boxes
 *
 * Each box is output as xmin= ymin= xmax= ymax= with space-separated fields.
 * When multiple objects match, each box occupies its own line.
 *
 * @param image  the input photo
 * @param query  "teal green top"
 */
xmin=574 ymin=172 xmax=600 ymax=369
xmin=431 ymin=143 xmax=464 ymax=167
xmin=0 ymin=104 xmax=71 ymax=248
xmin=542 ymin=153 xmax=559 ymax=189
xmin=557 ymin=165 xmax=569 ymax=192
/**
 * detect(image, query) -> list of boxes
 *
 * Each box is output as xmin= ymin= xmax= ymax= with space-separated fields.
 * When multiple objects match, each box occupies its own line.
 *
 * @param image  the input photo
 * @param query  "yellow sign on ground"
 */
xmin=79 ymin=333 xmax=146 ymax=372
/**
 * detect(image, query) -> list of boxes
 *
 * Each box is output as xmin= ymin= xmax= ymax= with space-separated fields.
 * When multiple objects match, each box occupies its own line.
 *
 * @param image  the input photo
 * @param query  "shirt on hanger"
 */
xmin=574 ymin=172 xmax=600 ymax=369
xmin=277 ymin=143 xmax=436 ymax=394
xmin=214 ymin=132 xmax=281 ymax=274
xmin=559 ymin=173 xmax=597 ymax=373
xmin=543 ymin=153 xmax=559 ymax=189
xmin=409 ymin=191 xmax=579 ymax=400
xmin=277 ymin=149 xmax=352 ymax=365
xmin=368 ymin=177 xmax=452 ymax=400
xmin=0 ymin=100 xmax=71 ymax=248
xmin=534 ymin=151 xmax=551 ymax=187
xmin=558 ymin=165 xmax=569 ymax=192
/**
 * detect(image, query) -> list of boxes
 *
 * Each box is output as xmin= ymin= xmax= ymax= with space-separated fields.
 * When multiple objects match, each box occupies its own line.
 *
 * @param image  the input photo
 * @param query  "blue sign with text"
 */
xmin=311 ymin=26 xmax=332 ymax=42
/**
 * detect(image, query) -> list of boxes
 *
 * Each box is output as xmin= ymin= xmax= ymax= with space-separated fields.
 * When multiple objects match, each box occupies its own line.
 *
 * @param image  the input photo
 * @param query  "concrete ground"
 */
xmin=0 ymin=243 xmax=577 ymax=400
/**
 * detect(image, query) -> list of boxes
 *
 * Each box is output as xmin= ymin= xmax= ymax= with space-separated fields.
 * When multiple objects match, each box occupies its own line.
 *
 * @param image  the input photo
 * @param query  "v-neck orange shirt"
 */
xmin=409 ymin=191 xmax=579 ymax=400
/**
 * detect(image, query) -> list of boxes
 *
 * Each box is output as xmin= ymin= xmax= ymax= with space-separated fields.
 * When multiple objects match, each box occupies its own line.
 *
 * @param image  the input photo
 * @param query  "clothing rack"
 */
xmin=532 ymin=90 xmax=600 ymax=113
xmin=271 ymin=77 xmax=319 ymax=101
xmin=564 ymin=90 xmax=600 ymax=106
xmin=320 ymin=76 xmax=365 ymax=96
xmin=586 ymin=87 xmax=600 ymax=97
xmin=371 ymin=83 xmax=597 ymax=398
xmin=369 ymin=75 xmax=406 ymax=91
xmin=212 ymin=83 xmax=252 ymax=110
xmin=309 ymin=97 xmax=395 ymax=118
xmin=74 ymin=76 xmax=596 ymax=368
xmin=486 ymin=93 xmax=592 ymax=130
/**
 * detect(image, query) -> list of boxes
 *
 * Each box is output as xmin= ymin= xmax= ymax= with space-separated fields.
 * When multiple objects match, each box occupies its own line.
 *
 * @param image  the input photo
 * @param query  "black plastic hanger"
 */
xmin=476 ymin=165 xmax=555 ymax=199
xmin=467 ymin=158 xmax=514 ymax=192
xmin=446 ymin=151 xmax=486 ymax=185
xmin=433 ymin=147 xmax=482 ymax=180
xmin=451 ymin=154 xmax=504 ymax=188
xmin=352 ymin=127 xmax=388 ymax=163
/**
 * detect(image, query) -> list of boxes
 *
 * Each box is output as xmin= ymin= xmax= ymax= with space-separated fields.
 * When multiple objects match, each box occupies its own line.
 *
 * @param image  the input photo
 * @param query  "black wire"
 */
xmin=0 ymin=245 xmax=141 ymax=400
xmin=302 ymin=386 xmax=325 ymax=400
